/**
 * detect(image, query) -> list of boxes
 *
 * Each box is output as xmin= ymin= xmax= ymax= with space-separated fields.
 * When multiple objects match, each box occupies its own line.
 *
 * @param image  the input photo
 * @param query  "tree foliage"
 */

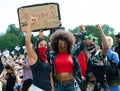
xmin=0 ymin=33 xmax=21 ymax=51
xmin=0 ymin=23 xmax=116 ymax=54
xmin=0 ymin=24 xmax=31 ymax=53
xmin=68 ymin=24 xmax=115 ymax=47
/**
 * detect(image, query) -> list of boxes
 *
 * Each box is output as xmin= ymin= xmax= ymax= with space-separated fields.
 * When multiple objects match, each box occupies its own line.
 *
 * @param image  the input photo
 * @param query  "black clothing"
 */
xmin=115 ymin=44 xmax=120 ymax=68
xmin=30 ymin=60 xmax=52 ymax=91
xmin=0 ymin=57 xmax=4 ymax=74
xmin=22 ymin=79 xmax=32 ymax=91
xmin=6 ymin=73 xmax=16 ymax=91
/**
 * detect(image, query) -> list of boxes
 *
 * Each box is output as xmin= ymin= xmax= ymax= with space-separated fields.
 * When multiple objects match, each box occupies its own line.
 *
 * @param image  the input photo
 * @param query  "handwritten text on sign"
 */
xmin=18 ymin=3 xmax=61 ymax=32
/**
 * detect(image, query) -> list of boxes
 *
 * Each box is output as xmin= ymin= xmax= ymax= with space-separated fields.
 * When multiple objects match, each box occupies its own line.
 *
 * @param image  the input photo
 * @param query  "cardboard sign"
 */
xmin=17 ymin=3 xmax=61 ymax=32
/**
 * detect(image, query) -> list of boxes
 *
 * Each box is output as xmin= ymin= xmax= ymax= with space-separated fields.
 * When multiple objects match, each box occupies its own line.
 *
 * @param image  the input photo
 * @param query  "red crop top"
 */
xmin=55 ymin=53 xmax=74 ymax=74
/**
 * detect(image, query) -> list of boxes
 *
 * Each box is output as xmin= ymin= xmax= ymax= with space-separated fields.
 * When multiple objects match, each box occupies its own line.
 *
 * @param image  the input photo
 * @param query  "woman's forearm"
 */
xmin=25 ymin=22 xmax=32 ymax=44
xmin=96 ymin=24 xmax=108 ymax=55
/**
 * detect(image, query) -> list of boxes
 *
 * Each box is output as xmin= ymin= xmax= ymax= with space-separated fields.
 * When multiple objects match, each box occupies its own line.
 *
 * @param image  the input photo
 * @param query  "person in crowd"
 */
xmin=114 ymin=33 xmax=120 ymax=68
xmin=14 ymin=73 xmax=22 ymax=91
xmin=106 ymin=36 xmax=119 ymax=64
xmin=74 ymin=31 xmax=88 ymax=79
xmin=2 ymin=49 xmax=10 ymax=60
xmin=84 ymin=24 xmax=109 ymax=91
xmin=105 ymin=36 xmax=120 ymax=91
xmin=3 ymin=64 xmax=17 ymax=91
xmin=74 ymin=32 xmax=88 ymax=79
xmin=17 ymin=52 xmax=33 ymax=91
xmin=25 ymin=17 xmax=54 ymax=91
xmin=0 ymin=67 xmax=6 ymax=91
xmin=74 ymin=33 xmax=88 ymax=91
xmin=49 ymin=25 xmax=86 ymax=91
xmin=0 ymin=55 xmax=4 ymax=74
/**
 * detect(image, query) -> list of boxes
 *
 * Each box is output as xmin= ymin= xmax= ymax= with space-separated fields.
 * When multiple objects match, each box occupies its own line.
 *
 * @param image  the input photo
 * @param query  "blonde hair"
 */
xmin=105 ymin=36 xmax=113 ymax=48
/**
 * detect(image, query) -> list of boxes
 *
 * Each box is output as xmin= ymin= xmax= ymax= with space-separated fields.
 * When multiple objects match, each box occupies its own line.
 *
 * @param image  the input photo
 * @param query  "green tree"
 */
xmin=102 ymin=24 xmax=114 ymax=35
xmin=6 ymin=24 xmax=24 ymax=36
xmin=0 ymin=23 xmax=115 ymax=53
xmin=68 ymin=24 xmax=115 ymax=48
xmin=0 ymin=33 xmax=21 ymax=51
xmin=68 ymin=27 xmax=80 ymax=34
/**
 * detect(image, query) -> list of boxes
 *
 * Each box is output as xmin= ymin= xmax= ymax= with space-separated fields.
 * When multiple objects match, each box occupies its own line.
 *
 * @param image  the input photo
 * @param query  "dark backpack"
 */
xmin=106 ymin=54 xmax=120 ymax=86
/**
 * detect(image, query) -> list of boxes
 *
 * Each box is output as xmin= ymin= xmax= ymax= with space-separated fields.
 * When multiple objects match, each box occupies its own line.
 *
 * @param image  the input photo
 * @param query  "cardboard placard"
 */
xmin=17 ymin=3 xmax=61 ymax=32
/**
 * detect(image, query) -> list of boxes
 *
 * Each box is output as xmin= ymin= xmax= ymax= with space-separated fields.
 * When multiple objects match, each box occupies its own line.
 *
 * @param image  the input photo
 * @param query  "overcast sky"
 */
xmin=0 ymin=0 xmax=120 ymax=35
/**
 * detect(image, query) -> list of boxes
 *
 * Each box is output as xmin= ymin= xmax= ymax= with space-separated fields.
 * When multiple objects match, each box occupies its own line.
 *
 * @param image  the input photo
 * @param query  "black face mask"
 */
xmin=86 ymin=44 xmax=96 ymax=54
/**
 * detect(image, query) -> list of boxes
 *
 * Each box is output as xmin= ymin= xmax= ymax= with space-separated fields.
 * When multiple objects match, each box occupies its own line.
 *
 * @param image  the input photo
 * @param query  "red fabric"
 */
xmin=38 ymin=47 xmax=47 ymax=62
xmin=55 ymin=53 xmax=74 ymax=74
xmin=78 ymin=52 xmax=87 ymax=77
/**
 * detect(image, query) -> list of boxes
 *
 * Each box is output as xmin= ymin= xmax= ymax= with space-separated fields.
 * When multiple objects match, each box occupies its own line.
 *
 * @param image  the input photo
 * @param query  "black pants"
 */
xmin=22 ymin=79 xmax=32 ymax=91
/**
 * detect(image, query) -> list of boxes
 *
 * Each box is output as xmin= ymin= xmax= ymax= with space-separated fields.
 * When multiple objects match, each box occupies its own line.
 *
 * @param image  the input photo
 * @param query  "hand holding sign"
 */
xmin=27 ymin=17 xmax=38 ymax=30
xmin=29 ymin=17 xmax=38 ymax=24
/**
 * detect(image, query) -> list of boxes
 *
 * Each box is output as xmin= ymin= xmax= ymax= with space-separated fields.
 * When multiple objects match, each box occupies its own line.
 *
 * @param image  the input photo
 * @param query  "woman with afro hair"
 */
xmin=49 ymin=26 xmax=86 ymax=91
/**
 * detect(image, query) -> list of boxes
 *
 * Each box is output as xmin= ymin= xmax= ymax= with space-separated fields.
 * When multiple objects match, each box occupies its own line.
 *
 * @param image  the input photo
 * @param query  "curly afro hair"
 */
xmin=50 ymin=29 xmax=75 ymax=53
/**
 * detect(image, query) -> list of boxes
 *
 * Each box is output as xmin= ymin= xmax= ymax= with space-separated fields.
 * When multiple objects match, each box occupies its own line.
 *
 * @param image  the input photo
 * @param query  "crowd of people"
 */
xmin=0 ymin=16 xmax=120 ymax=91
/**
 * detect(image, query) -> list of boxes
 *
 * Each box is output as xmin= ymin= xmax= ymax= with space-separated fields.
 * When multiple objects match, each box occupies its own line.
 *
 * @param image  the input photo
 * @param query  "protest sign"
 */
xmin=17 ymin=3 xmax=61 ymax=32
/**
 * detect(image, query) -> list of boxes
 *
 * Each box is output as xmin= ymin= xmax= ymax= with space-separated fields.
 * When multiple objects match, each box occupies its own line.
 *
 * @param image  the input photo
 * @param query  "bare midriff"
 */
xmin=56 ymin=72 xmax=74 ymax=81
